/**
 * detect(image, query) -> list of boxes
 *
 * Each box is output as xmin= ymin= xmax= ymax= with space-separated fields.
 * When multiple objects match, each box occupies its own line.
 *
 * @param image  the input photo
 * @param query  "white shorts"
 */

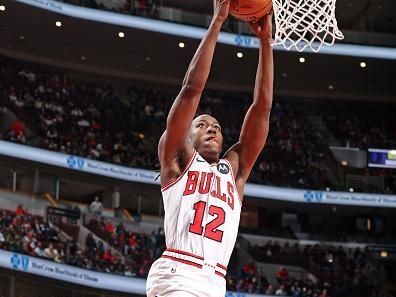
xmin=146 ymin=257 xmax=226 ymax=297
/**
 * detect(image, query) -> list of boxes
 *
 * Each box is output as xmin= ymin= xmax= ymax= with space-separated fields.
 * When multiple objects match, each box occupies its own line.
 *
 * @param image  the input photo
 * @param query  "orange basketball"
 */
xmin=229 ymin=0 xmax=272 ymax=22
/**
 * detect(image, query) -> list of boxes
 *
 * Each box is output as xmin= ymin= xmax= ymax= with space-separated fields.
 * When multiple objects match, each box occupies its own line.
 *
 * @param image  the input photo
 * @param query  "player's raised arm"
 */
xmin=226 ymin=14 xmax=274 ymax=185
xmin=158 ymin=0 xmax=230 ymax=182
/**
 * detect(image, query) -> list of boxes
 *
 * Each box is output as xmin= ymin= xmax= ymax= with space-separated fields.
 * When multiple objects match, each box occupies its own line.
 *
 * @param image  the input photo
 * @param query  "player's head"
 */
xmin=189 ymin=114 xmax=223 ymax=162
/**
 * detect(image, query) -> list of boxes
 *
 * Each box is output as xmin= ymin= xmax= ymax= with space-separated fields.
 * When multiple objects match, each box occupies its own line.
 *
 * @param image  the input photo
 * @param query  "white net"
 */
xmin=272 ymin=0 xmax=344 ymax=52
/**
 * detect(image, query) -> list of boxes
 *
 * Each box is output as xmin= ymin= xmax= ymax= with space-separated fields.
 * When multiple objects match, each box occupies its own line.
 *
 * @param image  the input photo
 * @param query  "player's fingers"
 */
xmin=248 ymin=21 xmax=260 ymax=32
xmin=250 ymin=17 xmax=264 ymax=30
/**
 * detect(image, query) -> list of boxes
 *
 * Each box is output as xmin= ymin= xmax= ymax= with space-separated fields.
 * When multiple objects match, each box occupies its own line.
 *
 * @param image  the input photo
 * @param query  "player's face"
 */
xmin=189 ymin=115 xmax=223 ymax=155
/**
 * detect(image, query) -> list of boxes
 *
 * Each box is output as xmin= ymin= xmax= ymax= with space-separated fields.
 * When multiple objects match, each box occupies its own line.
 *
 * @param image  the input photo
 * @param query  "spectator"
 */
xmin=102 ymin=247 xmax=115 ymax=263
xmin=86 ymin=232 xmax=96 ymax=250
xmin=89 ymin=196 xmax=103 ymax=215
xmin=4 ymin=55 xmax=396 ymax=193
xmin=319 ymin=288 xmax=329 ymax=297
xmin=33 ymin=242 xmax=46 ymax=257
xmin=104 ymin=219 xmax=115 ymax=235
xmin=44 ymin=243 xmax=61 ymax=262
xmin=275 ymin=284 xmax=287 ymax=296
xmin=265 ymin=284 xmax=275 ymax=295
xmin=242 ymin=258 xmax=257 ymax=275
xmin=276 ymin=266 xmax=289 ymax=284
xmin=15 ymin=204 xmax=26 ymax=216
xmin=0 ymin=206 xmax=386 ymax=295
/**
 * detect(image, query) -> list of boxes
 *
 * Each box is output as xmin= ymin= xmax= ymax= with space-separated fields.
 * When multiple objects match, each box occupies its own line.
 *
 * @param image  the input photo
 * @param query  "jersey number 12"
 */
xmin=189 ymin=201 xmax=225 ymax=242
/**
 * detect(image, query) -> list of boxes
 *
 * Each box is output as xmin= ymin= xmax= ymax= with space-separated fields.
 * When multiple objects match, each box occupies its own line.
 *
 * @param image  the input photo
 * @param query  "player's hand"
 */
xmin=213 ymin=0 xmax=230 ymax=23
xmin=247 ymin=11 xmax=273 ymax=41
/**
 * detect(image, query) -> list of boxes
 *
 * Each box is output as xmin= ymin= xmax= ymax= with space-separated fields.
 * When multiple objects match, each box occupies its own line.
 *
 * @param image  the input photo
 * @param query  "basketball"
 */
xmin=229 ymin=0 xmax=273 ymax=22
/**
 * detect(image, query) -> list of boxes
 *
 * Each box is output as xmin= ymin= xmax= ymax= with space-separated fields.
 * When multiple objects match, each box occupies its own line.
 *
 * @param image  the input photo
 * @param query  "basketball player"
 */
xmin=146 ymin=0 xmax=273 ymax=296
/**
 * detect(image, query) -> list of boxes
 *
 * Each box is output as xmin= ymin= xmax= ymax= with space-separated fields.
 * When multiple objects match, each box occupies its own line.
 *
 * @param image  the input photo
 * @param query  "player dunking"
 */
xmin=146 ymin=0 xmax=273 ymax=296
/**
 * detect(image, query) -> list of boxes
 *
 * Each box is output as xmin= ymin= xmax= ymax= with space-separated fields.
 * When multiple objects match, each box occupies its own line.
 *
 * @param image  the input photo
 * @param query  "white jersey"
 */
xmin=161 ymin=151 xmax=242 ymax=274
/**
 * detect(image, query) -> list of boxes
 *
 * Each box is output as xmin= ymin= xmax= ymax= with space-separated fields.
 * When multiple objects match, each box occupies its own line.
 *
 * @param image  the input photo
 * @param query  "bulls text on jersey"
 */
xmin=182 ymin=171 xmax=235 ymax=210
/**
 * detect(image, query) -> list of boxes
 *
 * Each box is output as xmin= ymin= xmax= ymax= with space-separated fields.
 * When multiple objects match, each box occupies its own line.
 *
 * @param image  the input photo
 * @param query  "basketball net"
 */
xmin=272 ymin=0 xmax=344 ymax=52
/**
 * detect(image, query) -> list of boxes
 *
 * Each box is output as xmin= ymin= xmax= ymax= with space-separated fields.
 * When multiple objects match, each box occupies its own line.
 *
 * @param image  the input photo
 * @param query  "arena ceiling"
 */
xmin=0 ymin=0 xmax=395 ymax=101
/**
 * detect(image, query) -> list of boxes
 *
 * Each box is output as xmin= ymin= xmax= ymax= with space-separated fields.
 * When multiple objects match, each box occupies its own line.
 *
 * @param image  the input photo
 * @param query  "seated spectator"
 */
xmin=86 ymin=232 xmax=96 ymax=250
xmin=265 ymin=284 xmax=275 ymax=295
xmin=5 ymin=120 xmax=26 ymax=144
xmin=44 ymin=243 xmax=61 ymax=262
xmin=15 ymin=204 xmax=26 ymax=216
xmin=0 ymin=206 xmax=386 ymax=295
xmin=33 ymin=242 xmax=46 ymax=257
xmin=319 ymin=288 xmax=329 ymax=297
xmin=276 ymin=266 xmax=289 ymax=284
xmin=87 ymin=215 xmax=99 ymax=230
xmin=104 ymin=219 xmax=115 ymax=237
xmin=102 ymin=247 xmax=116 ymax=263
xmin=275 ymin=284 xmax=287 ymax=296
xmin=242 ymin=258 xmax=257 ymax=276
xmin=0 ymin=230 xmax=4 ymax=244
xmin=124 ymin=263 xmax=136 ymax=277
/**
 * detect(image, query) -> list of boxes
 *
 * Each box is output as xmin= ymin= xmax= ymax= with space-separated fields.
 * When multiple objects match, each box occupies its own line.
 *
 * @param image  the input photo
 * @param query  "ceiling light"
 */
xmin=236 ymin=52 xmax=243 ymax=58
xmin=145 ymin=56 xmax=151 ymax=61
xmin=282 ymin=73 xmax=287 ymax=77
xmin=19 ymin=36 xmax=25 ymax=40
xmin=118 ymin=32 xmax=125 ymax=38
xmin=341 ymin=160 xmax=348 ymax=166
xmin=380 ymin=251 xmax=388 ymax=258
xmin=360 ymin=61 xmax=367 ymax=68
xmin=367 ymin=219 xmax=372 ymax=230
xmin=81 ymin=56 xmax=86 ymax=61
xmin=349 ymin=188 xmax=354 ymax=192
xmin=299 ymin=57 xmax=305 ymax=63
xmin=328 ymin=85 xmax=334 ymax=90
xmin=0 ymin=5 xmax=5 ymax=11
xmin=178 ymin=42 xmax=185 ymax=48
xmin=55 ymin=21 xmax=62 ymax=27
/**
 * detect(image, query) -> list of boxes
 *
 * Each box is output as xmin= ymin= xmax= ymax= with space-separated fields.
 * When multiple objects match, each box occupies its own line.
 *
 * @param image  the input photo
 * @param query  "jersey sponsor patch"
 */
xmin=217 ymin=163 xmax=230 ymax=174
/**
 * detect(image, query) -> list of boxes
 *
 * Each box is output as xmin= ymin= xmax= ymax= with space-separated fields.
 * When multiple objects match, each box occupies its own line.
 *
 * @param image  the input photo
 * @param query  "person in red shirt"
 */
xmin=102 ymin=248 xmax=118 ymax=264
xmin=276 ymin=266 xmax=289 ymax=284
xmin=10 ymin=120 xmax=24 ymax=134
xmin=104 ymin=220 xmax=115 ymax=234
xmin=102 ymin=248 xmax=112 ymax=262
xmin=15 ymin=204 xmax=26 ymax=216
xmin=129 ymin=234 xmax=138 ymax=250
xmin=242 ymin=258 xmax=257 ymax=275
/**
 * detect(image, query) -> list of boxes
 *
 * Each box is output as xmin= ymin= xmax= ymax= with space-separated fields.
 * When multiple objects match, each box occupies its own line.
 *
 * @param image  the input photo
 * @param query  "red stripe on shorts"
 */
xmin=166 ymin=248 xmax=204 ymax=260
xmin=216 ymin=263 xmax=227 ymax=270
xmin=161 ymin=255 xmax=203 ymax=269
xmin=215 ymin=271 xmax=225 ymax=278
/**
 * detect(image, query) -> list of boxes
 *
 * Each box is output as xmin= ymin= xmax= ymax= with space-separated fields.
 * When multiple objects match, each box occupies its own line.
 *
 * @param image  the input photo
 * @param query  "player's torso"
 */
xmin=161 ymin=151 xmax=241 ymax=269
